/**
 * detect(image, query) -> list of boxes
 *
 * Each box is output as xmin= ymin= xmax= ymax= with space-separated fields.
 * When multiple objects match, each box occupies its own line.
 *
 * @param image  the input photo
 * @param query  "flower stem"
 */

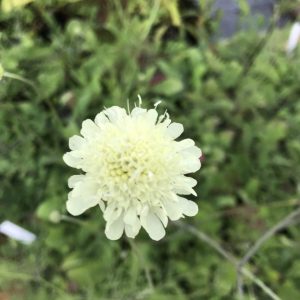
xmin=237 ymin=207 xmax=300 ymax=298
xmin=175 ymin=221 xmax=281 ymax=300
xmin=3 ymin=71 xmax=37 ymax=91
xmin=127 ymin=238 xmax=154 ymax=291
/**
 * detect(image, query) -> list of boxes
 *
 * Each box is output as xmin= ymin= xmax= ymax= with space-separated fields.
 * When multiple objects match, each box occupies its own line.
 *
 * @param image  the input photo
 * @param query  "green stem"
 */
xmin=60 ymin=214 xmax=93 ymax=228
xmin=3 ymin=71 xmax=37 ymax=91
xmin=0 ymin=269 xmax=67 ymax=297
xmin=127 ymin=238 xmax=154 ymax=291
xmin=175 ymin=221 xmax=281 ymax=300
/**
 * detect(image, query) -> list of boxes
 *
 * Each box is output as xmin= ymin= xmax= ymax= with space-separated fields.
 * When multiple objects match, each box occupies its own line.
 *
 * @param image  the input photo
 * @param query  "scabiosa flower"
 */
xmin=63 ymin=103 xmax=202 ymax=241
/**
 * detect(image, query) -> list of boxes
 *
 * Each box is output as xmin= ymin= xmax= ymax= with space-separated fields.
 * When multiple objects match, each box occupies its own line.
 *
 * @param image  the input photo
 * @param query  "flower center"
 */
xmin=104 ymin=138 xmax=157 ymax=185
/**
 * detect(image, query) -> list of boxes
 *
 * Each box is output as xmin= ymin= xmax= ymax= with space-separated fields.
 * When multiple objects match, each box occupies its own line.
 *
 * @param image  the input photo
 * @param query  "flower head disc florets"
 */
xmin=63 ymin=105 xmax=201 ymax=240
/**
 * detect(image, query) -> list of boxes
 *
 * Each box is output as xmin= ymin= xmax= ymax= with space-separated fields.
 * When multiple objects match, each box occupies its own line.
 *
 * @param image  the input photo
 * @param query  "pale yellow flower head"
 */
xmin=63 ymin=103 xmax=202 ymax=240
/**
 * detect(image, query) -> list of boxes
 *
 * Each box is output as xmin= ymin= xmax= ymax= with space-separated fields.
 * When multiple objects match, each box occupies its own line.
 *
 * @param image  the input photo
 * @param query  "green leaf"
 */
xmin=153 ymin=77 xmax=184 ymax=96
xmin=36 ymin=198 xmax=61 ymax=221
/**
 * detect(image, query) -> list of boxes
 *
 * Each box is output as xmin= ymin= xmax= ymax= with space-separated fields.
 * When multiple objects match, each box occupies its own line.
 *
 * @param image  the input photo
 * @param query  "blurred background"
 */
xmin=1 ymin=0 xmax=300 ymax=299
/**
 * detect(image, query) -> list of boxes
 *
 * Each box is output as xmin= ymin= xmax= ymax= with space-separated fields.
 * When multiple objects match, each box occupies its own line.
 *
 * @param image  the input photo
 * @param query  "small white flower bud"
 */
xmin=49 ymin=211 xmax=61 ymax=224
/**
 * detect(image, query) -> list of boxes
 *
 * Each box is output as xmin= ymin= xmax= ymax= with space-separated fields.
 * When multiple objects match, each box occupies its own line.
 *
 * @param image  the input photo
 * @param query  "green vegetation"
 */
xmin=1 ymin=1 xmax=300 ymax=299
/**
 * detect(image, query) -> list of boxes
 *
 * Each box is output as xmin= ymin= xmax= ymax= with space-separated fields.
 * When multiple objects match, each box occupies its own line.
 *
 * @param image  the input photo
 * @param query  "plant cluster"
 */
xmin=1 ymin=1 xmax=300 ymax=299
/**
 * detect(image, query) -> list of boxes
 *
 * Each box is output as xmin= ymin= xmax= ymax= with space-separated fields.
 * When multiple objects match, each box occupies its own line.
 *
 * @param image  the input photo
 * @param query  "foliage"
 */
xmin=1 ymin=1 xmax=300 ymax=299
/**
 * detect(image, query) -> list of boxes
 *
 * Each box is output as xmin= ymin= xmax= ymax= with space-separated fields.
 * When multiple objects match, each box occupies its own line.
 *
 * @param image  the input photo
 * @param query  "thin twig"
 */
xmin=176 ymin=221 xmax=235 ymax=263
xmin=175 ymin=221 xmax=281 ymax=300
xmin=237 ymin=207 xmax=300 ymax=298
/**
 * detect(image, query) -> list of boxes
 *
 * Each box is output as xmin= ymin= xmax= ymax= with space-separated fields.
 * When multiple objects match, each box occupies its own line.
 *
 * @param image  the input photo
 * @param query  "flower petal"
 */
xmin=124 ymin=207 xmax=141 ymax=238
xmin=68 ymin=175 xmax=85 ymax=188
xmin=105 ymin=216 xmax=125 ymax=240
xmin=182 ymin=146 xmax=202 ymax=158
xmin=176 ymin=139 xmax=195 ymax=151
xmin=124 ymin=221 xmax=141 ymax=238
xmin=66 ymin=194 xmax=99 ymax=216
xmin=181 ymin=156 xmax=201 ymax=174
xmin=153 ymin=207 xmax=168 ymax=227
xmin=80 ymin=119 xmax=101 ymax=140
xmin=124 ymin=207 xmax=138 ymax=226
xmin=141 ymin=210 xmax=165 ymax=241
xmin=131 ymin=107 xmax=147 ymax=118
xmin=99 ymin=201 xmax=105 ymax=212
xmin=95 ymin=112 xmax=109 ymax=127
xmin=104 ymin=106 xmax=127 ymax=123
xmin=104 ymin=203 xmax=122 ymax=225
xmin=66 ymin=177 xmax=101 ymax=216
xmin=162 ymin=199 xmax=183 ymax=221
xmin=167 ymin=122 xmax=184 ymax=139
xmin=174 ymin=176 xmax=197 ymax=196
xmin=178 ymin=196 xmax=199 ymax=217
xmin=145 ymin=109 xmax=158 ymax=125
xmin=69 ymin=135 xmax=85 ymax=151
xmin=63 ymin=152 xmax=82 ymax=168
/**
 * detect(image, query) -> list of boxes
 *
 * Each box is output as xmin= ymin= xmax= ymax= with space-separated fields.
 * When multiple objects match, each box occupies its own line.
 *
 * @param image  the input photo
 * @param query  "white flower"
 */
xmin=63 ymin=104 xmax=202 ymax=241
